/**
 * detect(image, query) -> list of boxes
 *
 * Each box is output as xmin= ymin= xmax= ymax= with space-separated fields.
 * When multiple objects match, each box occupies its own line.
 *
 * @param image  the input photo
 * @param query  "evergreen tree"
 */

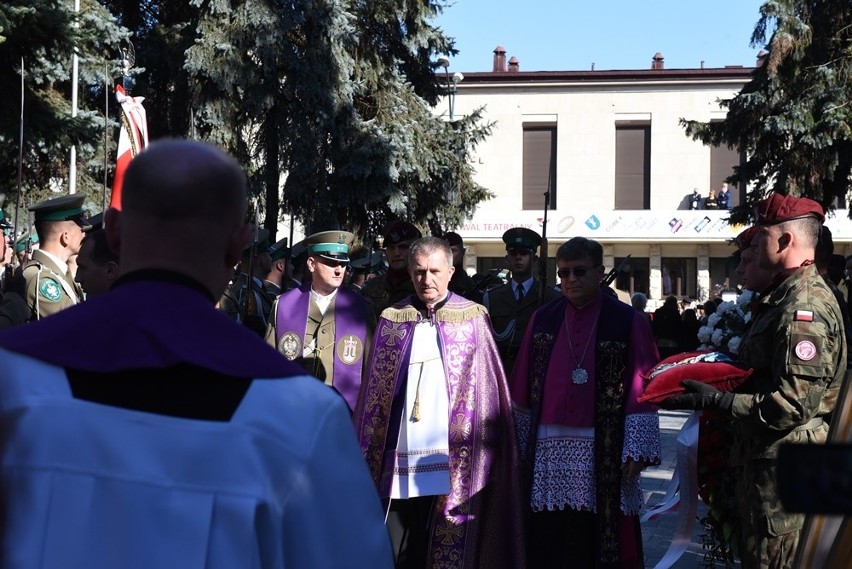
xmin=182 ymin=0 xmax=491 ymax=241
xmin=0 ymin=0 xmax=127 ymax=220
xmin=102 ymin=1 xmax=199 ymax=139
xmin=682 ymin=0 xmax=852 ymax=223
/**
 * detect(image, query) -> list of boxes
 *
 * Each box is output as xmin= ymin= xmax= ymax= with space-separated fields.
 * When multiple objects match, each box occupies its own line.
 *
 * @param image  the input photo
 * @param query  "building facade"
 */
xmin=442 ymin=49 xmax=852 ymax=306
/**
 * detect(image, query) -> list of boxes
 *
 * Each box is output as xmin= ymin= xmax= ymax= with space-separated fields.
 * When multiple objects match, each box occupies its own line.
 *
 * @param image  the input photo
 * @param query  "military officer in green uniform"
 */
xmin=266 ymin=231 xmax=375 ymax=411
xmin=483 ymin=227 xmax=560 ymax=376
xmin=663 ymin=193 xmax=846 ymax=569
xmin=360 ymin=220 xmax=421 ymax=319
xmin=23 ymin=194 xmax=89 ymax=320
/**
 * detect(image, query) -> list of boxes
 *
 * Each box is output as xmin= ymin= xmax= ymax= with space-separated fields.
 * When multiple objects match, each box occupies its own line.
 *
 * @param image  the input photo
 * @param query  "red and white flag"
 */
xmin=110 ymin=84 xmax=148 ymax=210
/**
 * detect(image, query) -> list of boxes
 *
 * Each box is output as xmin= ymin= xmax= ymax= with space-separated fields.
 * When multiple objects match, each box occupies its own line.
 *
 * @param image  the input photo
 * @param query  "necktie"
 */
xmin=517 ymin=284 xmax=525 ymax=303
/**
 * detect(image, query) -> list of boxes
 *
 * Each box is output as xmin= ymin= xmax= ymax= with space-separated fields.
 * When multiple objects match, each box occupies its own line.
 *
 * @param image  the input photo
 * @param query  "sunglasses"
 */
xmin=317 ymin=257 xmax=349 ymax=269
xmin=557 ymin=265 xmax=598 ymax=279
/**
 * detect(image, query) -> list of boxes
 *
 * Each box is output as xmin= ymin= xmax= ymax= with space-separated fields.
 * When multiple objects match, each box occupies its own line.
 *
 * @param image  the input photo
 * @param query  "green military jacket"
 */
xmin=23 ymin=249 xmax=83 ymax=321
xmin=735 ymin=263 xmax=846 ymax=460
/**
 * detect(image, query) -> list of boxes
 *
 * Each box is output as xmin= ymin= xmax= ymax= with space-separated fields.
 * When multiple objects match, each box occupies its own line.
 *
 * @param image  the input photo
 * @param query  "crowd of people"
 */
xmin=0 ymin=139 xmax=847 ymax=569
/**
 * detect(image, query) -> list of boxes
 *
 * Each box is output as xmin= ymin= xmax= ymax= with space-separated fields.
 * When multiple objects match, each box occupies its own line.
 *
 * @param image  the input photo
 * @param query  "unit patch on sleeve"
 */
xmin=794 ymin=340 xmax=817 ymax=361
xmin=38 ymin=279 xmax=63 ymax=302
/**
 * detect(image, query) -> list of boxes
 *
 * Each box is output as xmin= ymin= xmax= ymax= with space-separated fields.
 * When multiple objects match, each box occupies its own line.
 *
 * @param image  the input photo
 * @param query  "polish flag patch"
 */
xmin=794 ymin=310 xmax=814 ymax=322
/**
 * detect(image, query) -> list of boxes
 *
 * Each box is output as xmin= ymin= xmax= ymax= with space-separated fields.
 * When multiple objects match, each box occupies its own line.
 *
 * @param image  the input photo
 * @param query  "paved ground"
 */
xmin=640 ymin=410 xmax=740 ymax=568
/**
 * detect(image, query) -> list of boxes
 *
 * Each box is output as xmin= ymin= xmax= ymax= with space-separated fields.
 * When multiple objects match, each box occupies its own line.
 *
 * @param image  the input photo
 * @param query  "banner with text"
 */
xmin=455 ymin=209 xmax=852 ymax=242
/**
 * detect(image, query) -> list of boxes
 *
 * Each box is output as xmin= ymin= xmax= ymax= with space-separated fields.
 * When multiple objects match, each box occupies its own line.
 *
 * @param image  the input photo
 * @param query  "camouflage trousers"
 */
xmin=735 ymin=458 xmax=802 ymax=569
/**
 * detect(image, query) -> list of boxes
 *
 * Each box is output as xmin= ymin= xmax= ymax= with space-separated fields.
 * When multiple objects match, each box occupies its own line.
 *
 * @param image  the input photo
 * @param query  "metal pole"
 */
xmin=103 ymin=61 xmax=109 ymax=214
xmin=69 ymin=0 xmax=80 ymax=194
xmin=13 ymin=58 xmax=24 ymax=257
xmin=444 ymin=67 xmax=453 ymax=120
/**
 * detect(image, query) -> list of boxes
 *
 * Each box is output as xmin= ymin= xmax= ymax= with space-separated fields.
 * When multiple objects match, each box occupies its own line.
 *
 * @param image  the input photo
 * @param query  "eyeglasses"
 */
xmin=557 ymin=265 xmax=598 ymax=279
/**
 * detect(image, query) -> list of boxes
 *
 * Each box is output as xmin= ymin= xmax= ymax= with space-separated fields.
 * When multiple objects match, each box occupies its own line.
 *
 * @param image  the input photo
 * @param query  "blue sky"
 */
xmin=434 ymin=0 xmax=769 ymax=73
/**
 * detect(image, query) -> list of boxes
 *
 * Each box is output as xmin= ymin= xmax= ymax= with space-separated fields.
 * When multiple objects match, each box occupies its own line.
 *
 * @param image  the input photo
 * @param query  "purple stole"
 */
xmin=274 ymin=283 xmax=368 ymax=410
xmin=353 ymin=293 xmax=525 ymax=569
xmin=526 ymin=293 xmax=633 ymax=568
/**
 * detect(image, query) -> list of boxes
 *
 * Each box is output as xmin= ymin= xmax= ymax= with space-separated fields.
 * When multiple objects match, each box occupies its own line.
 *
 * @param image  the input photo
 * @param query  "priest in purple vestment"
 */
xmin=509 ymin=236 xmax=661 ymax=569
xmin=353 ymin=236 xmax=525 ymax=569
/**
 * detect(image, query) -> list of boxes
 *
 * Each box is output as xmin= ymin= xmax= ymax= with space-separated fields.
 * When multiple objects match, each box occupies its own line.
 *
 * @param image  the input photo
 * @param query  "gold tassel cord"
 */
xmin=411 ymin=362 xmax=425 ymax=422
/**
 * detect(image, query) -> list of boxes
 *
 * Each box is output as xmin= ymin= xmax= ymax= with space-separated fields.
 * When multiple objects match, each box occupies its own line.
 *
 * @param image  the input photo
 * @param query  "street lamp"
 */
xmin=437 ymin=57 xmax=463 ymax=120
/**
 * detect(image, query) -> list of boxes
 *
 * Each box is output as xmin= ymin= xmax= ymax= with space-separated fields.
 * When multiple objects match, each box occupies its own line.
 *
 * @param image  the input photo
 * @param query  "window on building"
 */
xmin=661 ymin=257 xmax=697 ymax=298
xmin=709 ymin=256 xmax=740 ymax=297
xmin=614 ymin=257 xmax=650 ymax=296
xmin=615 ymin=122 xmax=650 ymax=210
xmin=523 ymin=125 xmax=557 ymax=210
xmin=709 ymin=121 xmax=744 ymax=207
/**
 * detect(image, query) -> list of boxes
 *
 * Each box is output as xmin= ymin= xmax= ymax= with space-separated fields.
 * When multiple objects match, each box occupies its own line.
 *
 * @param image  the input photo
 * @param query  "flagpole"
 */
xmin=103 ymin=60 xmax=109 ymax=214
xmin=69 ymin=0 xmax=80 ymax=194
xmin=13 ymin=57 xmax=24 ymax=262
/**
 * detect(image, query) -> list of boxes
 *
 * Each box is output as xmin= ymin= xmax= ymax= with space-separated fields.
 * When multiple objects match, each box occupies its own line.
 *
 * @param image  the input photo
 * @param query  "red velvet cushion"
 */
xmin=638 ymin=350 xmax=753 ymax=405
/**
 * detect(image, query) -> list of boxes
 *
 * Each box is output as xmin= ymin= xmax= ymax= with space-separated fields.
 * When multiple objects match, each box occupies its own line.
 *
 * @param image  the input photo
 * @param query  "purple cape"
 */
xmin=353 ymin=293 xmax=525 ymax=568
xmin=0 ymin=272 xmax=299 ymax=379
xmin=273 ymin=283 xmax=369 ymax=409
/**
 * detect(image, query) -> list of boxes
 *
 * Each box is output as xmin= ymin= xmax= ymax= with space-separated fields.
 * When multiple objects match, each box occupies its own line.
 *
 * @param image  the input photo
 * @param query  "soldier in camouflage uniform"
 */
xmin=663 ymin=193 xmax=846 ymax=569
xmin=360 ymin=220 xmax=421 ymax=319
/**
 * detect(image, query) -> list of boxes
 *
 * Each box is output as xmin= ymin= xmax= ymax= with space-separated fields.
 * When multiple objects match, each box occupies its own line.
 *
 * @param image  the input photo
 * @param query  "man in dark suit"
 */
xmin=483 ymin=227 xmax=560 ymax=376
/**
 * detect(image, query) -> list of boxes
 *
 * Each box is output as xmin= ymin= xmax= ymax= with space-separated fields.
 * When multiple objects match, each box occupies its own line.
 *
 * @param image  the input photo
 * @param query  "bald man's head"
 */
xmin=122 ymin=140 xmax=247 ymax=223
xmin=106 ymin=140 xmax=252 ymax=300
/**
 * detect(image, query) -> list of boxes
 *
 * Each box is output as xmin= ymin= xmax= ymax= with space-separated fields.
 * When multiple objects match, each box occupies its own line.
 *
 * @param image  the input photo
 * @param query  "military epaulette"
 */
xmin=22 ymin=261 xmax=43 ymax=274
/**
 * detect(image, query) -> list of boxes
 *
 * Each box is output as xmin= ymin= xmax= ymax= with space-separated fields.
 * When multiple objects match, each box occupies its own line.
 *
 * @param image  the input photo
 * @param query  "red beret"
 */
xmin=443 ymin=231 xmax=464 ymax=248
xmin=755 ymin=193 xmax=825 ymax=225
xmin=734 ymin=226 xmax=759 ymax=251
xmin=383 ymin=221 xmax=422 ymax=246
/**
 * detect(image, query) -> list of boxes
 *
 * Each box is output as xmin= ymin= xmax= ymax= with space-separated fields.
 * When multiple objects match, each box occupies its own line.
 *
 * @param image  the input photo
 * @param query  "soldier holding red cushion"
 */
xmin=664 ymin=193 xmax=846 ymax=569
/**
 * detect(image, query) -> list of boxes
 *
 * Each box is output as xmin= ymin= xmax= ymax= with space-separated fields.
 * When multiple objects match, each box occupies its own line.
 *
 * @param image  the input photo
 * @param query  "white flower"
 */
xmin=707 ymin=313 xmax=722 ymax=328
xmin=716 ymin=301 xmax=736 ymax=315
xmin=697 ymin=325 xmax=713 ymax=343
xmin=738 ymin=290 xmax=756 ymax=304
xmin=711 ymin=328 xmax=725 ymax=347
xmin=727 ymin=336 xmax=742 ymax=354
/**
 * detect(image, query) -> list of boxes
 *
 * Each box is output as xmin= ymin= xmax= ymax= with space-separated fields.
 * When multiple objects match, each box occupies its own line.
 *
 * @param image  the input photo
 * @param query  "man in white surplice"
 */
xmin=392 ymin=316 xmax=451 ymax=499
